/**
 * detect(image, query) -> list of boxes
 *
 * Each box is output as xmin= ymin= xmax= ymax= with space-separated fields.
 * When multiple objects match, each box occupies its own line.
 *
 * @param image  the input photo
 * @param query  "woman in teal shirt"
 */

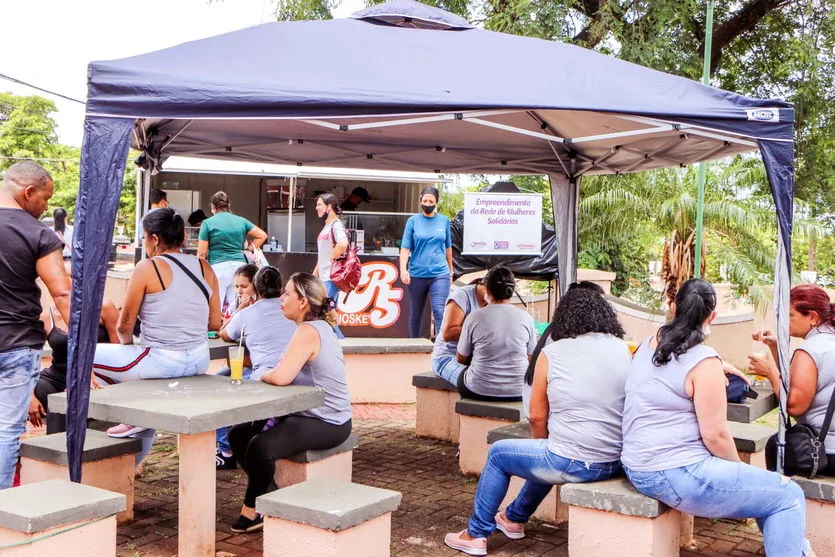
xmin=400 ymin=187 xmax=453 ymax=338
xmin=197 ymin=191 xmax=267 ymax=315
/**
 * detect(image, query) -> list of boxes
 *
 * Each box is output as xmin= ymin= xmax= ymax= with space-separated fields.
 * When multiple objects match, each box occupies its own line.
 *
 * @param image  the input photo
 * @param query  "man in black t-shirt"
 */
xmin=0 ymin=161 xmax=71 ymax=489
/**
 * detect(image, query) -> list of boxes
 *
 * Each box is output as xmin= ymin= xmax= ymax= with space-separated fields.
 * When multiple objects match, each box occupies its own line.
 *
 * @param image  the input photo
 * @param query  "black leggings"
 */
xmin=33 ymin=369 xmax=67 ymax=434
xmin=456 ymin=368 xmax=522 ymax=403
xmin=229 ymin=415 xmax=352 ymax=508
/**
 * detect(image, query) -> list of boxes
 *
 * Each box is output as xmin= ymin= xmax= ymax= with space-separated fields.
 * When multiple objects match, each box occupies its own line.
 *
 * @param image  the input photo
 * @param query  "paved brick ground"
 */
xmin=110 ymin=404 xmax=765 ymax=556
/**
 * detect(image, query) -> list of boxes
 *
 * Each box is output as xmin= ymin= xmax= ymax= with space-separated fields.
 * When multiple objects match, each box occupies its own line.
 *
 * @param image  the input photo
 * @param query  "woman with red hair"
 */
xmin=749 ymin=284 xmax=835 ymax=474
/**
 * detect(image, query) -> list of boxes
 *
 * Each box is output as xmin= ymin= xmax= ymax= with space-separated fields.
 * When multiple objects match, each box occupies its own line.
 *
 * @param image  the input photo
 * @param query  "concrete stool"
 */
xmin=0 ymin=479 xmax=124 ymax=557
xmin=20 ymin=430 xmax=141 ymax=524
xmin=793 ymin=476 xmax=835 ymax=555
xmin=275 ymin=434 xmax=359 ymax=488
xmin=412 ymin=372 xmax=460 ymax=443
xmin=561 ymin=478 xmax=681 ymax=557
xmin=256 ymin=477 xmax=402 ymax=557
xmin=456 ymin=399 xmax=522 ymax=476
xmin=487 ymin=421 xmax=568 ymax=526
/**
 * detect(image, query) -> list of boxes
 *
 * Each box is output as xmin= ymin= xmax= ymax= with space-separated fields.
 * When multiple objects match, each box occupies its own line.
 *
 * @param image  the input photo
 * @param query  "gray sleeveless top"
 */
xmin=796 ymin=325 xmax=835 ymax=452
xmin=139 ymin=253 xmax=212 ymax=350
xmin=293 ymin=320 xmax=352 ymax=425
xmin=621 ymin=337 xmax=719 ymax=472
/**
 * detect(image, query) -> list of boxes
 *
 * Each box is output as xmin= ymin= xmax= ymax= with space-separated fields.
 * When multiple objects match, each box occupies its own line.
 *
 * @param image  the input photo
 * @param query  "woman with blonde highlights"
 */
xmin=228 ymin=272 xmax=351 ymax=533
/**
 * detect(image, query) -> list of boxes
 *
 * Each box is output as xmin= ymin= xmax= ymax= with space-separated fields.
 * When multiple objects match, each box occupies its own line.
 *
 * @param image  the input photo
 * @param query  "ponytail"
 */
xmin=653 ymin=279 xmax=716 ymax=366
xmin=320 ymin=297 xmax=338 ymax=327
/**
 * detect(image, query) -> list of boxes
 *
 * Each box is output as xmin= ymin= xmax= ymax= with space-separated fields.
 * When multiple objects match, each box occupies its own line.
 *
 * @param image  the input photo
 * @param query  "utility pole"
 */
xmin=693 ymin=0 xmax=715 ymax=278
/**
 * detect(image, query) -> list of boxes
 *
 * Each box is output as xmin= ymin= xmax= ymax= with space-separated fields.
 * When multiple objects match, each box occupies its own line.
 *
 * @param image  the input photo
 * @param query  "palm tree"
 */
xmin=579 ymin=156 xmax=776 ymax=306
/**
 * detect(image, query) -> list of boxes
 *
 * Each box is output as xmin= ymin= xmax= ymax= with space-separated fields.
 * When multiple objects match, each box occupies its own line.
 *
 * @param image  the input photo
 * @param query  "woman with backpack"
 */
xmin=313 ymin=193 xmax=349 ymax=338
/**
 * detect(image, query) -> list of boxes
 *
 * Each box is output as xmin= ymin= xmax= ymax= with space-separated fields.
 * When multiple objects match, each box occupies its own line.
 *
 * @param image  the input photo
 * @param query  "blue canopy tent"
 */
xmin=69 ymin=0 xmax=794 ymax=480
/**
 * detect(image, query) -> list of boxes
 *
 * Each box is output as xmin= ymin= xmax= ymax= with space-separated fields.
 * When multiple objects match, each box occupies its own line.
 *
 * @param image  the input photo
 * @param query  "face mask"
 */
xmin=420 ymin=204 xmax=435 ymax=215
xmin=320 ymin=210 xmax=329 ymax=222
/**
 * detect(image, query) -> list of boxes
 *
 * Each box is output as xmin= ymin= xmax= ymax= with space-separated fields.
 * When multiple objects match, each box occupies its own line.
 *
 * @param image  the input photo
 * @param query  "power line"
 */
xmin=0 ymin=155 xmax=78 ymax=163
xmin=0 ymin=72 xmax=85 ymax=105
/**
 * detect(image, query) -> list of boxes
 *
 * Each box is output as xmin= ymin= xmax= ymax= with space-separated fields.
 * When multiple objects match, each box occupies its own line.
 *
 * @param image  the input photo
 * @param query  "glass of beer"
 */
xmin=751 ymin=351 xmax=767 ymax=383
xmin=229 ymin=346 xmax=245 ymax=385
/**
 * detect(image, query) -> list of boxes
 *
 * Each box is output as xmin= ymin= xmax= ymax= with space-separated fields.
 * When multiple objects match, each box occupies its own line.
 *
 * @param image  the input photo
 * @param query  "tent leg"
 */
xmin=548 ymin=173 xmax=580 ymax=295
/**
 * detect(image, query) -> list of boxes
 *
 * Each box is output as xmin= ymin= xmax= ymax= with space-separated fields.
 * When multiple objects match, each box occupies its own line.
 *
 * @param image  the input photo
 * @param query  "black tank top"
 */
xmin=45 ymin=310 xmax=109 ymax=377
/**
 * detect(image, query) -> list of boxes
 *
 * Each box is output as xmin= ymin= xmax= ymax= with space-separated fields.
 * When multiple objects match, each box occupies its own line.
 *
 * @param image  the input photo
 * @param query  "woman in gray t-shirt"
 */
xmin=445 ymin=287 xmax=629 ymax=555
xmin=749 ymin=283 xmax=835 ymax=476
xmin=228 ymin=273 xmax=351 ymax=534
xmin=456 ymin=267 xmax=535 ymax=401
xmin=622 ymin=279 xmax=811 ymax=557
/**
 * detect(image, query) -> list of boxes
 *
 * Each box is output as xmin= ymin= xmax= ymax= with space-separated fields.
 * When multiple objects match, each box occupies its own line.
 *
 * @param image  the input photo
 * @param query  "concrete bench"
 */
xmin=412 ymin=371 xmax=459 ymax=443
xmin=342 ymin=338 xmax=434 ymax=403
xmin=727 ymin=386 xmax=777 ymax=423
xmin=256 ymin=477 xmax=402 ymax=557
xmin=792 ymin=475 xmax=835 ymax=555
xmin=727 ymin=421 xmax=774 ymax=468
xmin=19 ymin=430 xmax=141 ymax=524
xmin=456 ymin=399 xmax=522 ymax=476
xmin=561 ymin=478 xmax=681 ymax=557
xmin=275 ymin=434 xmax=359 ymax=488
xmin=487 ymin=421 xmax=567 ymax=526
xmin=0 ymin=479 xmax=125 ymax=557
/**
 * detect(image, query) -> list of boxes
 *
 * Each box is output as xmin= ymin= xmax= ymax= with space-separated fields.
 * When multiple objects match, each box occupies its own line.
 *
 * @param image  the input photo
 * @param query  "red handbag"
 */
xmin=330 ymin=224 xmax=362 ymax=294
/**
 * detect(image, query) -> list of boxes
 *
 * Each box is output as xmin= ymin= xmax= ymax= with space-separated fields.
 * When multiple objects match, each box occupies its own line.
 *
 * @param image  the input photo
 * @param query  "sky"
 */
xmin=0 ymin=0 xmax=366 ymax=147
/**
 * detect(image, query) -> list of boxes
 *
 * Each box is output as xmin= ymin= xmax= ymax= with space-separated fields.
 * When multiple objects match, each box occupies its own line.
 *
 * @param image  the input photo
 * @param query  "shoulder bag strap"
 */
xmin=818 ymin=382 xmax=835 ymax=444
xmin=160 ymin=254 xmax=210 ymax=304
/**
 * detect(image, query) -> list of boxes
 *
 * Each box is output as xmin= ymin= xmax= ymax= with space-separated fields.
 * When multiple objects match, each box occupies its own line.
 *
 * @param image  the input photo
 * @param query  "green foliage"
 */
xmin=0 ymin=92 xmax=138 ymax=236
xmin=273 ymin=0 xmax=340 ymax=20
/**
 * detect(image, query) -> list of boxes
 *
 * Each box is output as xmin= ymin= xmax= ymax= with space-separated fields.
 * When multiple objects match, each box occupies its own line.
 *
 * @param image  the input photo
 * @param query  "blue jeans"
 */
xmin=215 ymin=365 xmax=253 ymax=454
xmin=432 ymin=355 xmax=466 ymax=387
xmin=625 ymin=456 xmax=811 ymax=556
xmin=322 ymin=280 xmax=345 ymax=339
xmin=408 ymin=275 xmax=450 ymax=338
xmin=0 ymin=347 xmax=41 ymax=489
xmin=468 ymin=439 xmax=621 ymax=538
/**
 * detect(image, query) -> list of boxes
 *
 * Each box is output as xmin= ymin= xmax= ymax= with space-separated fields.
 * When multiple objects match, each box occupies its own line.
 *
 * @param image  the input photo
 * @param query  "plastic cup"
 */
xmin=229 ymin=346 xmax=245 ymax=385
xmin=626 ymin=340 xmax=639 ymax=355
xmin=751 ymin=351 xmax=767 ymax=383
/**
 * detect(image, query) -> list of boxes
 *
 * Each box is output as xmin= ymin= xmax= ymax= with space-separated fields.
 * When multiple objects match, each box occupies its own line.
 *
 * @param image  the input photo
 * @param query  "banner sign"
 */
xmin=265 ymin=252 xmax=429 ymax=338
xmin=462 ymin=192 xmax=542 ymax=256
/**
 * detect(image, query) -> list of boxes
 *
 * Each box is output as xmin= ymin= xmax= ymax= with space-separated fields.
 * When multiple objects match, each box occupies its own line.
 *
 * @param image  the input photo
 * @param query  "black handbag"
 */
xmin=768 ymin=385 xmax=835 ymax=478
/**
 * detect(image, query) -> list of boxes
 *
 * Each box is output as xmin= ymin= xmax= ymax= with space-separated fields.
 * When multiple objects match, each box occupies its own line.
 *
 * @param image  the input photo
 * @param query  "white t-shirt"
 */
xmin=316 ymin=220 xmax=348 ymax=281
xmin=55 ymin=225 xmax=73 ymax=257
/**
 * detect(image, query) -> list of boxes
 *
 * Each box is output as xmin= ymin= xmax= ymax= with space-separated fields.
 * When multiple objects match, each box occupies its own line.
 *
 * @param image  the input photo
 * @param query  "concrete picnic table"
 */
xmin=51 ymin=374 xmax=324 ymax=557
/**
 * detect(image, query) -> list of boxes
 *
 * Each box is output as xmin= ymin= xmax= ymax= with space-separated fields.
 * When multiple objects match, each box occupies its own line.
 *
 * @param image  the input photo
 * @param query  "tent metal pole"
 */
xmin=694 ymin=0 xmax=715 ymax=278
xmin=141 ymin=168 xmax=151 ymax=259
xmin=134 ymin=167 xmax=143 ymax=247
xmin=287 ymin=176 xmax=295 ymax=251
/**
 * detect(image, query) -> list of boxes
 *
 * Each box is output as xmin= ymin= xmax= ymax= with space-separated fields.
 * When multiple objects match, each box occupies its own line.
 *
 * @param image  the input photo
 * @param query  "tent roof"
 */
xmin=86 ymin=0 xmax=793 ymax=177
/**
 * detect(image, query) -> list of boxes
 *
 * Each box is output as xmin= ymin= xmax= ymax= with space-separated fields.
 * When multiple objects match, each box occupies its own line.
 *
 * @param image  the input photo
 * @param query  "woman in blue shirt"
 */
xmin=400 ymin=187 xmax=453 ymax=338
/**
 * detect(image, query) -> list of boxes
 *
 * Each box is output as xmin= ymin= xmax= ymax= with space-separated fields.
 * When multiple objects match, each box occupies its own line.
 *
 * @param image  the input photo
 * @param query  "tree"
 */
xmin=580 ymin=157 xmax=779 ymax=305
xmin=0 ymin=92 xmax=138 ymax=236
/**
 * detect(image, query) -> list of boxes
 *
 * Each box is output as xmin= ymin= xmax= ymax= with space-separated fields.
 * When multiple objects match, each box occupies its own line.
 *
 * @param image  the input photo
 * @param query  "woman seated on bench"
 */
xmin=228 ymin=272 xmax=352 ymax=533
xmin=29 ymin=298 xmax=120 ymax=434
xmin=455 ymin=267 xmax=535 ymax=401
xmin=622 ymin=279 xmax=814 ymax=557
xmin=431 ymin=278 xmax=488 ymax=386
xmin=445 ymin=287 xmax=631 ymax=556
xmin=214 ymin=266 xmax=297 ymax=470
xmin=749 ymin=283 xmax=835 ymax=476
xmin=92 ymin=209 xmax=222 ymax=464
